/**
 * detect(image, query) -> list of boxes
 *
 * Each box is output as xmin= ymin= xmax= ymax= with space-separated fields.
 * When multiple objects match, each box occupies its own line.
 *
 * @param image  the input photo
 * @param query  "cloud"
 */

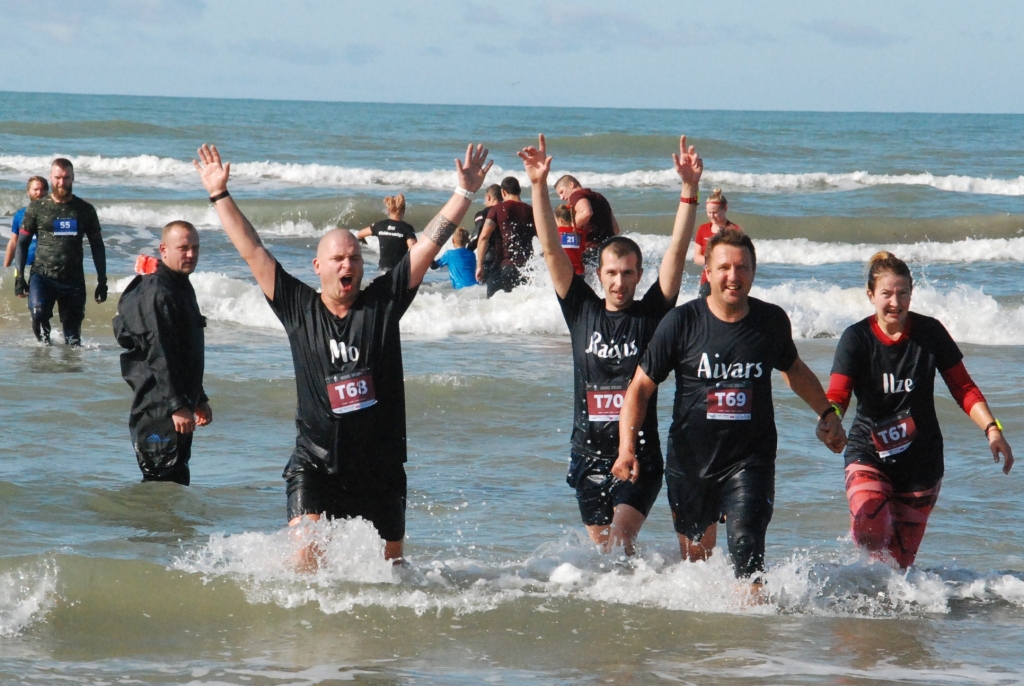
xmin=801 ymin=19 xmax=906 ymax=48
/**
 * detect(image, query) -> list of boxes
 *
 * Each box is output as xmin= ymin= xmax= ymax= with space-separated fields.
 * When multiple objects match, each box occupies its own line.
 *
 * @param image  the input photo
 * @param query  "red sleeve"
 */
xmin=826 ymin=373 xmax=855 ymax=414
xmin=940 ymin=361 xmax=986 ymax=415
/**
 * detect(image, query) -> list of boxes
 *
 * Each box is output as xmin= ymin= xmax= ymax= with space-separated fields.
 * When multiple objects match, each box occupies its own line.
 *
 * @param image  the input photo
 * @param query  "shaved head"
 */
xmin=317 ymin=228 xmax=361 ymax=260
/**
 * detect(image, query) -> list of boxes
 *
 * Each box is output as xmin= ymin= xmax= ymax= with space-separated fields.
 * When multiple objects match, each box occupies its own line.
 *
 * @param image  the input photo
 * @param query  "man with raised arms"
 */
xmin=193 ymin=143 xmax=492 ymax=563
xmin=554 ymin=175 xmax=620 ymax=265
xmin=614 ymin=229 xmax=846 ymax=583
xmin=14 ymin=158 xmax=108 ymax=346
xmin=518 ymin=133 xmax=702 ymax=553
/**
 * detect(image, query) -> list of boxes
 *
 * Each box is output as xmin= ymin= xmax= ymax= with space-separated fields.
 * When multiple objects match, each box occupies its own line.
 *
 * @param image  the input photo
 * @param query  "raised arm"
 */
xmin=781 ymin=356 xmax=847 ymax=454
xmin=194 ymin=144 xmax=279 ymax=299
xmin=658 ymin=135 xmax=703 ymax=301
xmin=408 ymin=144 xmax=492 ymax=288
xmin=519 ymin=134 xmax=574 ymax=298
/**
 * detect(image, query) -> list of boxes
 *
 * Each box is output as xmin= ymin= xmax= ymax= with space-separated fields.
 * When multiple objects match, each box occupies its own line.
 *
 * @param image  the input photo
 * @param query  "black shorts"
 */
xmin=666 ymin=459 xmax=774 ymax=578
xmin=567 ymin=451 xmax=664 ymax=527
xmin=286 ymin=468 xmax=407 ymax=542
xmin=486 ymin=263 xmax=526 ymax=297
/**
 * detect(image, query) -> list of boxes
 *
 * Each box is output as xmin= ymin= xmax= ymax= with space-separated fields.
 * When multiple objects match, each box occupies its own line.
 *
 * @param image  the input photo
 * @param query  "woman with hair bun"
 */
xmin=823 ymin=251 xmax=1014 ymax=568
xmin=693 ymin=189 xmax=742 ymax=298
xmin=357 ymin=193 xmax=417 ymax=271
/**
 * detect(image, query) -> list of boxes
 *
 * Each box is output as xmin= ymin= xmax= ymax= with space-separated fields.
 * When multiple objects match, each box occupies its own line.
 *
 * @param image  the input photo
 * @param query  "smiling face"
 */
xmin=159 ymin=225 xmax=200 ymax=275
xmin=598 ymin=250 xmax=642 ymax=311
xmin=706 ymin=243 xmax=754 ymax=310
xmin=314 ymin=229 xmax=364 ymax=307
xmin=868 ymin=272 xmax=912 ymax=331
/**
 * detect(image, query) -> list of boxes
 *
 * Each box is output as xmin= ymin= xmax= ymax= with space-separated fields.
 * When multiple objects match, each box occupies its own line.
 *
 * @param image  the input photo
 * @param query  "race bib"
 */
xmin=707 ymin=381 xmax=752 ymax=420
xmin=560 ymin=231 xmax=582 ymax=249
xmin=325 ymin=370 xmax=376 ymax=415
xmin=53 ymin=218 xmax=78 ymax=236
xmin=586 ymin=382 xmax=627 ymax=422
xmin=871 ymin=410 xmax=917 ymax=459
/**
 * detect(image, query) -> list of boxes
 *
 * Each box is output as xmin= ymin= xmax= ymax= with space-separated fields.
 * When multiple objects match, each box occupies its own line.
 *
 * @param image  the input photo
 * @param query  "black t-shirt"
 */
xmin=371 ymin=220 xmax=416 ymax=271
xmin=468 ymin=208 xmax=495 ymax=266
xmin=266 ymin=255 xmax=418 ymax=479
xmin=831 ymin=313 xmax=963 ymax=486
xmin=641 ymin=297 xmax=798 ymax=479
xmin=559 ymin=276 xmax=675 ymax=460
xmin=485 ymin=200 xmax=535 ymax=267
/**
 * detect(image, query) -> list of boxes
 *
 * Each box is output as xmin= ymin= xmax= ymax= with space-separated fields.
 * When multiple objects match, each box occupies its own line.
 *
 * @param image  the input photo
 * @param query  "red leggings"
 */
xmin=844 ymin=464 xmax=940 ymax=569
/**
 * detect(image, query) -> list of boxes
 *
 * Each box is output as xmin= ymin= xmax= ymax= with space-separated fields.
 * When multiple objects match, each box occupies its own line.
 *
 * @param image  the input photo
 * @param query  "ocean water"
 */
xmin=1 ymin=92 xmax=1023 ymax=684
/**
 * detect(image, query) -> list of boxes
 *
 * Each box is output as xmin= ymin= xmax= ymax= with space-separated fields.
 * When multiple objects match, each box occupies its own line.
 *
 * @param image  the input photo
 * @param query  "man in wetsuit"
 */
xmin=13 ymin=158 xmax=107 ymax=346
xmin=519 ymin=134 xmax=702 ymax=553
xmin=193 ymin=142 xmax=491 ymax=563
xmin=555 ymin=175 xmax=619 ymax=265
xmin=467 ymin=184 xmax=501 ymax=283
xmin=114 ymin=221 xmax=212 ymax=486
xmin=615 ymin=229 xmax=846 ymax=582
xmin=474 ymin=176 xmax=535 ymax=297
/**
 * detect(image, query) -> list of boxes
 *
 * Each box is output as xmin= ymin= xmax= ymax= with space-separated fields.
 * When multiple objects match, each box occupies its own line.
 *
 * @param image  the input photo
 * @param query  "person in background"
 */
xmin=554 ymin=175 xmax=619 ymax=266
xmin=554 ymin=204 xmax=584 ymax=276
xmin=431 ymin=227 xmax=478 ymax=289
xmin=474 ymin=176 xmax=536 ymax=297
xmin=4 ymin=176 xmax=47 ymax=271
xmin=825 ymin=251 xmax=1013 ymax=569
xmin=693 ymin=189 xmax=742 ymax=298
xmin=357 ymin=193 xmax=417 ymax=271
xmin=467 ymin=184 xmax=501 ymax=283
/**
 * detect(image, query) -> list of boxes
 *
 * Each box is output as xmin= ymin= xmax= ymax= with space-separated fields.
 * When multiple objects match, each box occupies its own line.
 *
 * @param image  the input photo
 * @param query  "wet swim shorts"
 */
xmin=567 ymin=451 xmax=663 ymax=527
xmin=286 ymin=468 xmax=407 ymax=542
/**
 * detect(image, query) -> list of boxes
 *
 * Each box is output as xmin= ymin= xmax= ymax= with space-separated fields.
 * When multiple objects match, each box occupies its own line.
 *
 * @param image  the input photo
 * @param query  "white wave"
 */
xmin=756 ymin=281 xmax=1024 ymax=345
xmin=5 ymin=154 xmax=1024 ymax=195
xmin=172 ymin=523 xmax=1024 ymax=620
xmin=0 ymin=558 xmax=59 ymax=637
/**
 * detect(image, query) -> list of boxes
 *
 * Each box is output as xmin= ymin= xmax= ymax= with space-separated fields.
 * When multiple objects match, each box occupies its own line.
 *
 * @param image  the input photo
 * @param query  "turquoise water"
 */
xmin=1 ymin=93 xmax=1023 ymax=685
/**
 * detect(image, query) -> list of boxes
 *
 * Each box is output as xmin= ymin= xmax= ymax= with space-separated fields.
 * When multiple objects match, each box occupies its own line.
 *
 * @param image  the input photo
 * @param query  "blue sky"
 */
xmin=0 ymin=0 xmax=1020 ymax=112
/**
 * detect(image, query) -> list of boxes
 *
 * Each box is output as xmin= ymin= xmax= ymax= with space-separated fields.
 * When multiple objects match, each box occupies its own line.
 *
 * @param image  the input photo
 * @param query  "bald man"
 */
xmin=114 ymin=221 xmax=211 ymax=486
xmin=193 ymin=143 xmax=492 ymax=564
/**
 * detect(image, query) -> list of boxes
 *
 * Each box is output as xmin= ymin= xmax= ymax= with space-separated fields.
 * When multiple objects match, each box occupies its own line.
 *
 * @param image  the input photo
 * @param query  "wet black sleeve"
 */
xmin=365 ymin=251 xmax=419 ymax=317
xmin=831 ymin=323 xmax=863 ymax=377
xmin=640 ymin=280 xmax=673 ymax=318
xmin=772 ymin=306 xmax=799 ymax=372
xmin=640 ymin=307 xmax=685 ymax=384
xmin=556 ymin=274 xmax=596 ymax=330
xmin=927 ymin=317 xmax=964 ymax=371
xmin=266 ymin=262 xmax=316 ymax=332
xmin=83 ymin=202 xmax=102 ymax=239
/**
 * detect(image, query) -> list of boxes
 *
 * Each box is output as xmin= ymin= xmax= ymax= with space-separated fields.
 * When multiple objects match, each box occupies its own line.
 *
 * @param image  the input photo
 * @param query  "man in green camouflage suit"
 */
xmin=14 ymin=158 xmax=107 ymax=346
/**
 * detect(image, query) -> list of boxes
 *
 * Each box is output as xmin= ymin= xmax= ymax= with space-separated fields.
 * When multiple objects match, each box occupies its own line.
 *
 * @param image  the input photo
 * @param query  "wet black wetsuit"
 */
xmin=114 ymin=261 xmax=207 ymax=485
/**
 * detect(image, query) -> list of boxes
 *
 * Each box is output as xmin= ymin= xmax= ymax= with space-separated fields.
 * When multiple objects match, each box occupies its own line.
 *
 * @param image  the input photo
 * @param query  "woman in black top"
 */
xmin=357 ymin=193 xmax=417 ymax=271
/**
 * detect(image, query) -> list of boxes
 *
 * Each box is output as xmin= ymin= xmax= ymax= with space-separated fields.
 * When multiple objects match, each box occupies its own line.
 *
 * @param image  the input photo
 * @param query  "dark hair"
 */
xmin=27 ymin=176 xmax=48 ymax=191
xmin=598 ymin=236 xmax=643 ymax=271
xmin=866 ymin=251 xmax=912 ymax=292
xmin=51 ymin=158 xmax=74 ymax=173
xmin=485 ymin=183 xmax=502 ymax=202
xmin=705 ymin=229 xmax=755 ymax=270
xmin=500 ymin=176 xmax=521 ymax=196
xmin=554 ymin=174 xmax=580 ymax=192
xmin=554 ymin=204 xmax=574 ymax=225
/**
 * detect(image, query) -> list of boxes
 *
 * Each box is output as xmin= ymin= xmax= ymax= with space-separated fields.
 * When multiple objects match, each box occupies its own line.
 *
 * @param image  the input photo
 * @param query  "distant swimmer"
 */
xmin=194 ymin=142 xmax=492 ymax=564
xmin=13 ymin=159 xmax=108 ymax=346
xmin=693 ymin=189 xmax=742 ymax=298
xmin=356 ymin=193 xmax=417 ymax=271
xmin=4 ymin=176 xmax=47 ymax=270
xmin=519 ymin=133 xmax=702 ymax=553
xmin=554 ymin=175 xmax=619 ymax=266
xmin=467 ymin=184 xmax=501 ymax=283
xmin=615 ymin=229 xmax=846 ymax=584
xmin=825 ymin=251 xmax=1013 ymax=568
xmin=554 ymin=203 xmax=584 ymax=276
xmin=474 ymin=176 xmax=536 ymax=297
xmin=114 ymin=221 xmax=212 ymax=486
xmin=430 ymin=227 xmax=477 ymax=289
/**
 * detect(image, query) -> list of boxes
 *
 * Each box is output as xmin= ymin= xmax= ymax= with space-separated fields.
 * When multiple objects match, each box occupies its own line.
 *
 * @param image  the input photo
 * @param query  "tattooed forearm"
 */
xmin=423 ymin=213 xmax=458 ymax=247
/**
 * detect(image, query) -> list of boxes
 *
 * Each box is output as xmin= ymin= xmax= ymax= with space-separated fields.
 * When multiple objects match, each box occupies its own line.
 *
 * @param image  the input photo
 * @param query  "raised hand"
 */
xmin=517 ymin=133 xmax=553 ymax=185
xmin=456 ymin=143 xmax=493 ymax=193
xmin=193 ymin=144 xmax=231 ymax=196
xmin=672 ymin=135 xmax=703 ymax=187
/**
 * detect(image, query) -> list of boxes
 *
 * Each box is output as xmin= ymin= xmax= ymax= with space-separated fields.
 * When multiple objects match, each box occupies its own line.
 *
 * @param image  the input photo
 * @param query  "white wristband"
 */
xmin=453 ymin=186 xmax=475 ymax=199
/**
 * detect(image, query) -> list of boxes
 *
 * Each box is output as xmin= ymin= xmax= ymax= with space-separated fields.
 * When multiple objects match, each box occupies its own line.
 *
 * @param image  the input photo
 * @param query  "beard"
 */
xmin=51 ymin=184 xmax=72 ymax=201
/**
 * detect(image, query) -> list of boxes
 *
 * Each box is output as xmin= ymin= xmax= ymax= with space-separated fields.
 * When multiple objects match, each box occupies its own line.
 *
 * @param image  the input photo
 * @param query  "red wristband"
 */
xmin=680 ymin=196 xmax=698 ymax=205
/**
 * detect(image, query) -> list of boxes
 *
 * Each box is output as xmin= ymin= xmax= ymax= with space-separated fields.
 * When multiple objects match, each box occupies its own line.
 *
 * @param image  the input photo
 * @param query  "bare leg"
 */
xmin=585 ymin=523 xmax=611 ymax=550
xmin=678 ymin=522 xmax=717 ymax=562
xmin=608 ymin=504 xmax=646 ymax=555
xmin=289 ymin=513 xmax=323 ymax=572
xmin=384 ymin=540 xmax=404 ymax=563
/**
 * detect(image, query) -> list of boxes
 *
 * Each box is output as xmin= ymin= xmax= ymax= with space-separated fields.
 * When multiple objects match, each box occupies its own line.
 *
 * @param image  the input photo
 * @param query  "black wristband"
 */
xmin=819 ymin=404 xmax=840 ymax=422
xmin=209 ymin=190 xmax=230 ymax=203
